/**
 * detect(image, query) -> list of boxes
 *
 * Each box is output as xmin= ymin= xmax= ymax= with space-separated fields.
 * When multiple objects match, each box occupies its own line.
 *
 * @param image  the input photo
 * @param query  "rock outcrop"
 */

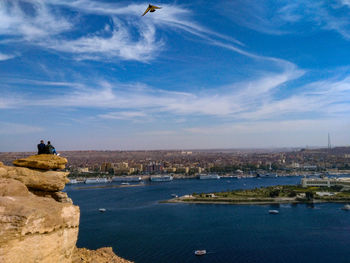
xmin=0 ymin=166 xmax=69 ymax=191
xmin=13 ymin=154 xmax=68 ymax=170
xmin=73 ymin=247 xmax=132 ymax=263
xmin=0 ymin=154 xmax=132 ymax=263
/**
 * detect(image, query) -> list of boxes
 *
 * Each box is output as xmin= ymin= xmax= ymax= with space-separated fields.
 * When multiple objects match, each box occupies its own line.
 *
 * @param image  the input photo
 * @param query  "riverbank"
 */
xmin=163 ymin=184 xmax=350 ymax=205
xmin=164 ymin=197 xmax=350 ymax=205
xmin=73 ymin=184 xmax=144 ymax=190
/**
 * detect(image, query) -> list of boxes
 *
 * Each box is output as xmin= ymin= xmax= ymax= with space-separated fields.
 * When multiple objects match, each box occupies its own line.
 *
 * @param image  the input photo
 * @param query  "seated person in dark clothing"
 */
xmin=37 ymin=140 xmax=46 ymax=154
xmin=46 ymin=141 xmax=57 ymax=155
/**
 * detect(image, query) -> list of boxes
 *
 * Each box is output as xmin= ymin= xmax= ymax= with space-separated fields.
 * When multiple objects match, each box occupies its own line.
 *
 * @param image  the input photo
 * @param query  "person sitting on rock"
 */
xmin=37 ymin=140 xmax=46 ymax=154
xmin=45 ymin=141 xmax=58 ymax=155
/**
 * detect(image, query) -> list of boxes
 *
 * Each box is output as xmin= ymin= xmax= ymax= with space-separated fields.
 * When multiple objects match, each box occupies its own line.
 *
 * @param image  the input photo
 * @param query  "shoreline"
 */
xmin=162 ymin=198 xmax=350 ymax=205
xmin=72 ymin=184 xmax=144 ymax=190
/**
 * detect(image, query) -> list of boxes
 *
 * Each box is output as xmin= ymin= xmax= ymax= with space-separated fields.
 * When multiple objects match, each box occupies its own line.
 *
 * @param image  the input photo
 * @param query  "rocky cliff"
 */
xmin=0 ymin=155 xmax=132 ymax=263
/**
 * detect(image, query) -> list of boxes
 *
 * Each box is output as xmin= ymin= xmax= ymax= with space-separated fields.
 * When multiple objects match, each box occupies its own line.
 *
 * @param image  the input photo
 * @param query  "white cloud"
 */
xmin=99 ymin=111 xmax=147 ymax=120
xmin=48 ymin=18 xmax=163 ymax=62
xmin=240 ymin=75 xmax=350 ymax=120
xmin=220 ymin=0 xmax=350 ymax=40
xmin=0 ymin=122 xmax=44 ymax=135
xmin=0 ymin=52 xmax=15 ymax=61
xmin=5 ymin=65 xmax=347 ymax=124
xmin=0 ymin=1 xmax=246 ymax=62
xmin=0 ymin=0 xmax=72 ymax=40
xmin=0 ymin=64 xmax=301 ymax=117
xmin=0 ymin=96 xmax=23 ymax=109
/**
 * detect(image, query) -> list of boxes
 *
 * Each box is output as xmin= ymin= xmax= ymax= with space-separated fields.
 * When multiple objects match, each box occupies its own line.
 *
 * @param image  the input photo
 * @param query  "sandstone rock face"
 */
xmin=73 ymin=247 xmax=133 ymax=263
xmin=0 ymin=178 xmax=29 ymax=196
xmin=2 ymin=227 xmax=79 ymax=263
xmin=13 ymin=154 xmax=68 ymax=170
xmin=0 ymin=166 xmax=69 ymax=191
xmin=0 ymin=155 xmax=131 ymax=263
xmin=0 ymin=177 xmax=80 ymax=263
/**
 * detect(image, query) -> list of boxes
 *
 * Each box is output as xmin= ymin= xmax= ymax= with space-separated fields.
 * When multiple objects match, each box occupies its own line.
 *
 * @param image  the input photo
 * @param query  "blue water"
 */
xmin=65 ymin=177 xmax=350 ymax=263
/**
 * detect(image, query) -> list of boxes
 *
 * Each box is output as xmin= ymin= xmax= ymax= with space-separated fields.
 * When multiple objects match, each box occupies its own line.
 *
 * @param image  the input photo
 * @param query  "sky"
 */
xmin=0 ymin=0 xmax=350 ymax=151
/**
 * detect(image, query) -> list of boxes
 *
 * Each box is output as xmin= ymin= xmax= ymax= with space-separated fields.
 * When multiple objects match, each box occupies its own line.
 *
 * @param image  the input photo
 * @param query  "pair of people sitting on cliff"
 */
xmin=37 ymin=140 xmax=58 ymax=155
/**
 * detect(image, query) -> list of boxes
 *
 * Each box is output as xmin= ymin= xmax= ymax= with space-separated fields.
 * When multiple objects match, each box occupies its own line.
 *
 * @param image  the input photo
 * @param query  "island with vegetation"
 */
xmin=165 ymin=185 xmax=350 ymax=205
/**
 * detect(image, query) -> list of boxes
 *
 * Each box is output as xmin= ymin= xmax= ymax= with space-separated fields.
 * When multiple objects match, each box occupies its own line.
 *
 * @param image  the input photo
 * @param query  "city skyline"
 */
xmin=1 ymin=0 xmax=350 ymax=151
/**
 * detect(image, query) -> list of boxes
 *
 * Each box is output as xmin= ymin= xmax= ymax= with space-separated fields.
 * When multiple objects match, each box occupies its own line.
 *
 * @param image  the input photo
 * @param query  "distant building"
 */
xmin=290 ymin=162 xmax=300 ymax=169
xmin=113 ymin=162 xmax=129 ymax=169
xmin=164 ymin=167 xmax=176 ymax=173
xmin=144 ymin=162 xmax=163 ymax=174
xmin=77 ymin=167 xmax=89 ymax=173
xmin=100 ymin=162 xmax=112 ymax=172
xmin=301 ymin=177 xmax=350 ymax=188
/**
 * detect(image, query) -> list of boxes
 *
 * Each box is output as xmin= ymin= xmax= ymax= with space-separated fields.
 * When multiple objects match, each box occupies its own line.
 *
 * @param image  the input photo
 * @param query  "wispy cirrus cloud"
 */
xmin=0 ymin=0 xmax=244 ymax=62
xmin=0 ymin=52 xmax=16 ymax=61
xmin=0 ymin=122 xmax=44 ymax=135
xmin=4 ymin=65 xmax=350 ymax=123
xmin=99 ymin=111 xmax=147 ymax=120
xmin=0 ymin=0 xmax=72 ymax=40
xmin=220 ymin=0 xmax=350 ymax=40
xmin=47 ymin=18 xmax=163 ymax=62
xmin=29 ymin=67 xmax=299 ymax=117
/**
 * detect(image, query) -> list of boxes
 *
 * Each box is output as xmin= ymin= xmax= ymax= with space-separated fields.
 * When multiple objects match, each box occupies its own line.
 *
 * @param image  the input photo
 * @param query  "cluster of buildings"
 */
xmin=63 ymin=147 xmax=350 ymax=176
xmin=76 ymin=160 xmax=202 ymax=176
xmin=2 ymin=147 xmax=348 ymax=176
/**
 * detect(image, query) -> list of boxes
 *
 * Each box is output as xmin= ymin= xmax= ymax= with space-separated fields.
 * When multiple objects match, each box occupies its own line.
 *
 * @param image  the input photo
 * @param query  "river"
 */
xmin=65 ymin=176 xmax=350 ymax=263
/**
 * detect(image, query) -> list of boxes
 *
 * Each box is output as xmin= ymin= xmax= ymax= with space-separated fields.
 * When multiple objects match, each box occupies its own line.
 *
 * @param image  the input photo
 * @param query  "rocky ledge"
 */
xmin=0 ymin=155 xmax=132 ymax=263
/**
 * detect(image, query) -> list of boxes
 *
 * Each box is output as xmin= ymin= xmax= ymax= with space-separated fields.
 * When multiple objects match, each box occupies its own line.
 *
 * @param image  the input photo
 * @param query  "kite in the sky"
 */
xmin=142 ymin=4 xmax=162 ymax=16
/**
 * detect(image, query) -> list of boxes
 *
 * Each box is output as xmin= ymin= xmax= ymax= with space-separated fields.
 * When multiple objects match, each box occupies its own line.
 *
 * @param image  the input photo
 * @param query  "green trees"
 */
xmin=269 ymin=189 xmax=280 ymax=198
xmin=305 ymin=191 xmax=314 ymax=200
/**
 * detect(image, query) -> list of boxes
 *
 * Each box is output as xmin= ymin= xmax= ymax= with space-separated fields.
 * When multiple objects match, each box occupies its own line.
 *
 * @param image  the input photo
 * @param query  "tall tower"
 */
xmin=328 ymin=133 xmax=331 ymax=150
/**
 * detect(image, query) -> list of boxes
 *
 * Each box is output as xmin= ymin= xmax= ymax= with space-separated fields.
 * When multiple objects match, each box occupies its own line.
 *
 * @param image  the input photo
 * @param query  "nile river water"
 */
xmin=65 ymin=177 xmax=350 ymax=263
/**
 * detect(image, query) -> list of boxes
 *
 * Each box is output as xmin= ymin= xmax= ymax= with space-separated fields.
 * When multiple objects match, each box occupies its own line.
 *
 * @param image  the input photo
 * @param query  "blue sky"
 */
xmin=0 ymin=0 xmax=350 ymax=151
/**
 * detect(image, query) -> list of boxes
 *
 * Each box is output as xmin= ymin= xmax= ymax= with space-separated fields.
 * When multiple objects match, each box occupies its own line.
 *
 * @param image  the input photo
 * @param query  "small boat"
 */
xmin=121 ymin=182 xmax=130 ymax=185
xmin=341 ymin=204 xmax=350 ymax=210
xmin=269 ymin=210 xmax=279 ymax=214
xmin=194 ymin=250 xmax=206 ymax=256
xmin=171 ymin=194 xmax=178 ymax=198
xmin=99 ymin=208 xmax=106 ymax=212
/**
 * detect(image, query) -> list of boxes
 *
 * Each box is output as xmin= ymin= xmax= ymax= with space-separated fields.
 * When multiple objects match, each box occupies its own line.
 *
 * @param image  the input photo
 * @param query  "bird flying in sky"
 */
xmin=142 ymin=4 xmax=162 ymax=16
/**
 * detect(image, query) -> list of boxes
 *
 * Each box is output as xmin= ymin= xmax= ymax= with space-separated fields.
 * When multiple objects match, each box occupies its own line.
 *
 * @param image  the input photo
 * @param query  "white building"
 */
xmin=301 ymin=177 xmax=350 ymax=188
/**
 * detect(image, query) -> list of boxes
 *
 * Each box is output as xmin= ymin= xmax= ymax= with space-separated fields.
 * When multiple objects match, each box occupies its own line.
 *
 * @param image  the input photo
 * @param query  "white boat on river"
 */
xmin=85 ymin=178 xmax=109 ymax=184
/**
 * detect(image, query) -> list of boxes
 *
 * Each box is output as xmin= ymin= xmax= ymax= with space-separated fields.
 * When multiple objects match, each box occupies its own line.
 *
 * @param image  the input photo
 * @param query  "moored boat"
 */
xmin=67 ymin=179 xmax=78 ymax=184
xmin=112 ymin=176 xmax=142 ymax=182
xmin=85 ymin=178 xmax=109 ymax=184
xmin=199 ymin=173 xmax=220 ymax=180
xmin=194 ymin=250 xmax=206 ymax=256
xmin=150 ymin=175 xmax=173 ymax=182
